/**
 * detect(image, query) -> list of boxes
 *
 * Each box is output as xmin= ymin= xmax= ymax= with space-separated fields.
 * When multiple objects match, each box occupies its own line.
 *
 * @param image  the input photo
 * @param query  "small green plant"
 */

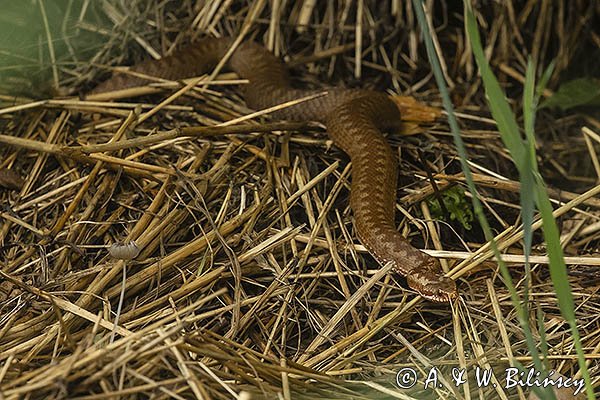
xmin=427 ymin=186 xmax=474 ymax=230
xmin=0 ymin=1 xmax=111 ymax=96
xmin=541 ymin=78 xmax=600 ymax=111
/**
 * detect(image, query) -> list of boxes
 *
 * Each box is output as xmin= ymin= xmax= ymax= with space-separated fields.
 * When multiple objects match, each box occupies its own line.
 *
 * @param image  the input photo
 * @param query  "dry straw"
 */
xmin=0 ymin=1 xmax=598 ymax=399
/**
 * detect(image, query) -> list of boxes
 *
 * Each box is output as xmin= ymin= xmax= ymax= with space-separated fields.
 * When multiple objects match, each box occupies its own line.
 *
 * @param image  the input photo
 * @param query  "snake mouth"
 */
xmin=418 ymin=286 xmax=459 ymax=303
xmin=406 ymin=271 xmax=458 ymax=303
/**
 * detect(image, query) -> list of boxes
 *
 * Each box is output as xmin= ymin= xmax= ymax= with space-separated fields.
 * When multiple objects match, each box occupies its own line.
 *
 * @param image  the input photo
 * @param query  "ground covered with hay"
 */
xmin=0 ymin=1 xmax=599 ymax=399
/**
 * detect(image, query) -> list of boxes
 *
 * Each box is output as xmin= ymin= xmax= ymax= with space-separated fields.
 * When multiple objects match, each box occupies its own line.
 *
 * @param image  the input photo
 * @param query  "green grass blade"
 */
xmin=462 ymin=0 xmax=546 ymax=379
xmin=464 ymin=3 xmax=593 ymax=399
xmin=412 ymin=0 xmax=546 ymax=392
xmin=521 ymin=59 xmax=536 ymax=301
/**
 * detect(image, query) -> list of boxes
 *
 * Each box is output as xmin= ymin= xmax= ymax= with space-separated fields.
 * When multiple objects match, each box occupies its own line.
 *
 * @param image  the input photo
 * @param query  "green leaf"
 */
xmin=427 ymin=186 xmax=474 ymax=230
xmin=0 ymin=0 xmax=110 ymax=96
xmin=541 ymin=78 xmax=600 ymax=111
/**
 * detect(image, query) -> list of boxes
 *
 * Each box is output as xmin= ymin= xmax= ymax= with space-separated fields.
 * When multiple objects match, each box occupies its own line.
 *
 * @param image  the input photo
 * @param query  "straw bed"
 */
xmin=0 ymin=1 xmax=599 ymax=398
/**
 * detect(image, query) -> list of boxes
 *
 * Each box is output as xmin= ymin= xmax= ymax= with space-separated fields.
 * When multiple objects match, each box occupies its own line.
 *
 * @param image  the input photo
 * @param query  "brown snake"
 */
xmin=90 ymin=37 xmax=458 ymax=302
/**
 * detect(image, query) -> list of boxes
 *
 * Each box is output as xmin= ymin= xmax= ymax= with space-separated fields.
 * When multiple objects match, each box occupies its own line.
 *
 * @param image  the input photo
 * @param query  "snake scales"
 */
xmin=90 ymin=37 xmax=458 ymax=302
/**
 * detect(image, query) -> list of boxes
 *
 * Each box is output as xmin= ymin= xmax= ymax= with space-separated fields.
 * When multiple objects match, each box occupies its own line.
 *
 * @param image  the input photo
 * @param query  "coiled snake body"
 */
xmin=91 ymin=37 xmax=458 ymax=302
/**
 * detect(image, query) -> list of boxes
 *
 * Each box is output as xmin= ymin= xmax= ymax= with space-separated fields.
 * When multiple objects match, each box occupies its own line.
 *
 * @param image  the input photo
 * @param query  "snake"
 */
xmin=90 ymin=37 xmax=458 ymax=302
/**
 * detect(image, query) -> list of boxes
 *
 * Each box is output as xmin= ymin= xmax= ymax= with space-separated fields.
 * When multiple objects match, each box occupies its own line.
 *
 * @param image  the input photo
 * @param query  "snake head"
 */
xmin=406 ymin=257 xmax=458 ymax=302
